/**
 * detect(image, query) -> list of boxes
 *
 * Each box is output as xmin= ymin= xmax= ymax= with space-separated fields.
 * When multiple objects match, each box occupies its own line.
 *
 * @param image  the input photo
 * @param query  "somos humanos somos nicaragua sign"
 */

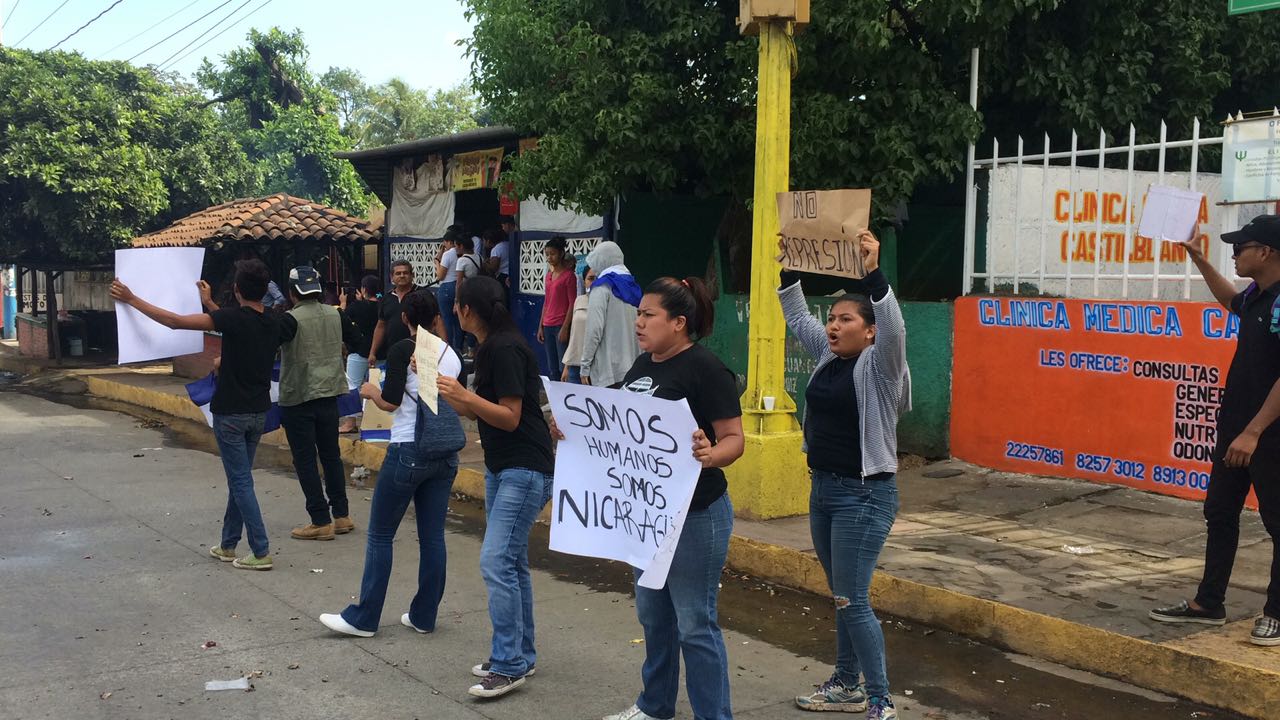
xmin=542 ymin=379 xmax=702 ymax=589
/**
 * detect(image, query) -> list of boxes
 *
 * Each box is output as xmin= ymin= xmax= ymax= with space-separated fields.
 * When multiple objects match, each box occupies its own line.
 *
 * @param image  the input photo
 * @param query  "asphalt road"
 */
xmin=0 ymin=388 xmax=1244 ymax=720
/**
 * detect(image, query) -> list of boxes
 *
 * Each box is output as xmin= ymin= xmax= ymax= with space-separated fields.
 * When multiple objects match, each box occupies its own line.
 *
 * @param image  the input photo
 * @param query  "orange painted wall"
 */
xmin=951 ymin=296 xmax=1248 ymax=504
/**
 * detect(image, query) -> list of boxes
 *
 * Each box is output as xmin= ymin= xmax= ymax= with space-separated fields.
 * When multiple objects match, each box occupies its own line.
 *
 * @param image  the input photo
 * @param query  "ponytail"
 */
xmin=456 ymin=275 xmax=517 ymax=336
xmin=644 ymin=276 xmax=716 ymax=340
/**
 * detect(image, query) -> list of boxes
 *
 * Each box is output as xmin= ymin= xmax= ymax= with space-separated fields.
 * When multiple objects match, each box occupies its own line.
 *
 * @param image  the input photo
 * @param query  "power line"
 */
xmin=160 ymin=0 xmax=272 ymax=71
xmin=96 ymin=0 xmax=202 ymax=59
xmin=14 ymin=0 xmax=72 ymax=46
xmin=4 ymin=0 xmax=24 ymax=29
xmin=48 ymin=0 xmax=126 ymax=51
xmin=153 ymin=0 xmax=254 ymax=70
xmin=126 ymin=0 xmax=237 ymax=63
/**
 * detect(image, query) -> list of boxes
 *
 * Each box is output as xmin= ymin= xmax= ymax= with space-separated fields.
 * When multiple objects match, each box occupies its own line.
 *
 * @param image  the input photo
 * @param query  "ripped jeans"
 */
xmin=809 ymin=470 xmax=899 ymax=698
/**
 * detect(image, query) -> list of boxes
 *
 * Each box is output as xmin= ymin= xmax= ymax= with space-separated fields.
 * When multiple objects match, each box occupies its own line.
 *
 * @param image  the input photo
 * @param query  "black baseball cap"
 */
xmin=1222 ymin=214 xmax=1280 ymax=250
xmin=288 ymin=265 xmax=323 ymax=296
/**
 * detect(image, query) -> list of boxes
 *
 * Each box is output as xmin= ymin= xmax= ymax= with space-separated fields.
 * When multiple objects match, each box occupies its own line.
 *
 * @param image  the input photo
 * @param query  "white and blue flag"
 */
xmin=185 ymin=363 xmax=361 ymax=430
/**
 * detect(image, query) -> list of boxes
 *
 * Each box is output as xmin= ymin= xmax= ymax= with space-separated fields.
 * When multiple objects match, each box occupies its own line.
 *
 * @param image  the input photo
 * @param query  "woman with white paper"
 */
xmin=317 ymin=290 xmax=464 ymax=638
xmin=436 ymin=275 xmax=555 ymax=700
xmin=591 ymin=275 xmax=745 ymax=720
xmin=778 ymin=230 xmax=910 ymax=720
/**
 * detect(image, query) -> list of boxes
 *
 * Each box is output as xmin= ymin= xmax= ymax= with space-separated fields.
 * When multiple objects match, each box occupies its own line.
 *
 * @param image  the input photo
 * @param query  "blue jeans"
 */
xmin=342 ymin=444 xmax=457 ymax=632
xmin=634 ymin=493 xmax=734 ymax=720
xmin=213 ymin=413 xmax=269 ymax=558
xmin=345 ymin=353 xmax=369 ymax=392
xmin=480 ymin=467 xmax=553 ymax=677
xmin=541 ymin=324 xmax=564 ymax=379
xmin=809 ymin=471 xmax=899 ymax=697
xmin=437 ymin=281 xmax=461 ymax=352
xmin=566 ymin=365 xmax=581 ymax=384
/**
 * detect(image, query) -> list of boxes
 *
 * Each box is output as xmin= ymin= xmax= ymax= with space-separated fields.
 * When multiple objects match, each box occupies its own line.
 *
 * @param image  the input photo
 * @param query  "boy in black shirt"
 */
xmin=1151 ymin=216 xmax=1280 ymax=646
xmin=112 ymin=259 xmax=296 ymax=570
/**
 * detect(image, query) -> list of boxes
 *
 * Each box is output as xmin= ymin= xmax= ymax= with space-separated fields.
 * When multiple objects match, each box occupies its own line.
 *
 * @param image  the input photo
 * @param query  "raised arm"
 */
xmin=1180 ymin=233 xmax=1237 ymax=310
xmin=110 ymin=279 xmax=215 ymax=332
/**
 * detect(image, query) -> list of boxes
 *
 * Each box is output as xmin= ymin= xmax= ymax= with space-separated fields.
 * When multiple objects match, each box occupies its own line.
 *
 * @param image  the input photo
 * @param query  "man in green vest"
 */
xmin=280 ymin=265 xmax=362 ymax=541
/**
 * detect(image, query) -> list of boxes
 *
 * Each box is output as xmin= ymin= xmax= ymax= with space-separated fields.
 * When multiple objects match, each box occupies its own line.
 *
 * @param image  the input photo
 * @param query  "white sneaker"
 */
xmin=471 ymin=661 xmax=535 ymax=678
xmin=401 ymin=613 xmax=429 ymax=634
xmin=603 ymin=705 xmax=663 ymax=720
xmin=318 ymin=612 xmax=374 ymax=638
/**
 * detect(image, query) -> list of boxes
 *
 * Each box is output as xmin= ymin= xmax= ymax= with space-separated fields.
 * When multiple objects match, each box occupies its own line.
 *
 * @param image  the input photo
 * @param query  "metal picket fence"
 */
xmin=960 ymin=118 xmax=1254 ymax=301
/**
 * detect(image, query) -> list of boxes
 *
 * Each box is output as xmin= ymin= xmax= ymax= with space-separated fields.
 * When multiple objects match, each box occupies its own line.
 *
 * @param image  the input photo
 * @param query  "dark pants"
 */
xmin=542 ymin=324 xmax=564 ymax=380
xmin=280 ymin=396 xmax=348 ymax=526
xmin=1195 ymin=440 xmax=1280 ymax=619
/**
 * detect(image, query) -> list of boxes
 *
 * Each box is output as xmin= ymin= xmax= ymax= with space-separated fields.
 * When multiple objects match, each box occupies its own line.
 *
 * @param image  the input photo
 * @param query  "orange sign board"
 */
xmin=950 ymin=296 xmax=1246 ymax=504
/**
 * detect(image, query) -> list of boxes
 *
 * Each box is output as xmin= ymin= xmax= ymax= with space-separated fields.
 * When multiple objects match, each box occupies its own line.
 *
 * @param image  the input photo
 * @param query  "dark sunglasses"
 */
xmin=1232 ymin=242 xmax=1265 ymax=258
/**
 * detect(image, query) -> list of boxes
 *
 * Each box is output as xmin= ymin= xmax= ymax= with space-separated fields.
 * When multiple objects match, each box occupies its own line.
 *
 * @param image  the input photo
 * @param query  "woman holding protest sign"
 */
xmin=318 ymin=289 xmax=464 ymax=638
xmin=779 ymin=229 xmax=909 ymax=720
xmin=437 ymin=275 xmax=555 ymax=700
xmin=592 ymin=275 xmax=745 ymax=720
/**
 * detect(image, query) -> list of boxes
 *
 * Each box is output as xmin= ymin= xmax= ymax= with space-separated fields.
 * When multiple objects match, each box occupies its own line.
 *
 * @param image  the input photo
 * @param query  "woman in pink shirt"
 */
xmin=537 ymin=236 xmax=578 ymax=379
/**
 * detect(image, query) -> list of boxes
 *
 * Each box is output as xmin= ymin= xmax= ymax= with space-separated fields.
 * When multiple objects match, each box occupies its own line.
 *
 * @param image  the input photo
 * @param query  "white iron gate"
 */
xmin=962 ymin=119 xmax=1272 ymax=301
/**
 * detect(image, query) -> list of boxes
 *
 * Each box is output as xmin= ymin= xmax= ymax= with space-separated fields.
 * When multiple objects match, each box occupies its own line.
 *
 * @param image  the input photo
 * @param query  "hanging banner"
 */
xmin=1223 ymin=116 xmax=1280 ymax=204
xmin=541 ymin=379 xmax=702 ymax=589
xmin=776 ymin=189 xmax=872 ymax=279
xmin=950 ymin=295 xmax=1250 ymax=506
xmin=450 ymin=147 xmax=504 ymax=191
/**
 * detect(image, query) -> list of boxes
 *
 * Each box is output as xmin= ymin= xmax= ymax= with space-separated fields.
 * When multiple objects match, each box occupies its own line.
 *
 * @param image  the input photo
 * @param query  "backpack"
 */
xmin=409 ymin=344 xmax=465 ymax=459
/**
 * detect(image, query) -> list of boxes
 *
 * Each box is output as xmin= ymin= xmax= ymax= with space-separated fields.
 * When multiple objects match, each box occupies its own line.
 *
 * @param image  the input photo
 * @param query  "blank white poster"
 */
xmin=1138 ymin=185 xmax=1205 ymax=243
xmin=114 ymin=247 xmax=206 ymax=364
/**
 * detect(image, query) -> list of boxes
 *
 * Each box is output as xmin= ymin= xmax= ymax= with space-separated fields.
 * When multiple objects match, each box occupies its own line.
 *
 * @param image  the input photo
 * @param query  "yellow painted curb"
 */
xmin=83 ymin=376 xmax=207 ymax=424
xmin=77 ymin=374 xmax=1279 ymax=719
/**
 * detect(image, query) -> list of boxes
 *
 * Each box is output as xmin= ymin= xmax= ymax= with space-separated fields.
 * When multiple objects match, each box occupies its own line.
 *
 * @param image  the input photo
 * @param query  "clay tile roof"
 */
xmin=131 ymin=193 xmax=382 ymax=248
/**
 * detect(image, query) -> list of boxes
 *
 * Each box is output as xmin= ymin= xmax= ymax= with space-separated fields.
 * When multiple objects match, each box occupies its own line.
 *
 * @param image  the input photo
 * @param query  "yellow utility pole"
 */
xmin=725 ymin=1 xmax=809 ymax=519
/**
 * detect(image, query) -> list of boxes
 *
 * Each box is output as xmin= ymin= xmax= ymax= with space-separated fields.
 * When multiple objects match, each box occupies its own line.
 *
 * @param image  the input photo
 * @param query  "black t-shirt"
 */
xmin=381 ymin=338 xmax=415 ymax=406
xmin=805 ymin=356 xmax=861 ymax=476
xmin=622 ymin=343 xmax=741 ymax=511
xmin=209 ymin=306 xmax=297 ymax=415
xmin=1220 ymin=283 xmax=1280 ymax=446
xmin=474 ymin=332 xmax=555 ymax=474
xmin=347 ymin=299 xmax=379 ymax=357
xmin=376 ymin=287 xmax=418 ymax=359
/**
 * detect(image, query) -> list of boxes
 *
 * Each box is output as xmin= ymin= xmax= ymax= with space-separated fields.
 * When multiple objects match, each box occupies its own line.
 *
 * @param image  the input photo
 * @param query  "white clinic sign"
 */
xmin=1224 ymin=116 xmax=1280 ymax=204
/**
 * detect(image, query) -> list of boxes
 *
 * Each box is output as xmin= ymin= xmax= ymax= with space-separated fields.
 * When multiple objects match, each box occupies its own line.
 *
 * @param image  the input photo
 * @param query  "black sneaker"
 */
xmin=1251 ymin=616 xmax=1280 ymax=646
xmin=468 ymin=672 xmax=525 ymax=698
xmin=1149 ymin=600 xmax=1226 ymax=625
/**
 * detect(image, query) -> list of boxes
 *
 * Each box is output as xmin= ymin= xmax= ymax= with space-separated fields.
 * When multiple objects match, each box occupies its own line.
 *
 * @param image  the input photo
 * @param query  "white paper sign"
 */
xmin=114 ymin=247 xmax=206 ymax=364
xmin=541 ymin=378 xmax=701 ymax=589
xmin=1137 ymin=185 xmax=1205 ymax=244
xmin=413 ymin=327 xmax=444 ymax=414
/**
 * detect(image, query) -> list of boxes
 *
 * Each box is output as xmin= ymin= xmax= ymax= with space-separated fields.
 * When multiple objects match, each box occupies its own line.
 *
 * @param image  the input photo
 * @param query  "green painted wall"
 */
xmin=703 ymin=295 xmax=953 ymax=458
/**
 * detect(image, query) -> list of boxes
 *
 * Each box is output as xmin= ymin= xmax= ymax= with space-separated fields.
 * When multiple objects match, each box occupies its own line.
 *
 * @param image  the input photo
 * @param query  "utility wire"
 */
xmin=97 ymin=0 xmax=201 ymax=58
xmin=153 ymin=0 xmax=253 ymax=70
xmin=14 ymin=0 xmax=72 ymax=46
xmin=160 ymin=0 xmax=272 ymax=72
xmin=126 ymin=0 xmax=237 ymax=63
xmin=4 ymin=0 xmax=24 ymax=29
xmin=48 ymin=0 xmax=126 ymax=51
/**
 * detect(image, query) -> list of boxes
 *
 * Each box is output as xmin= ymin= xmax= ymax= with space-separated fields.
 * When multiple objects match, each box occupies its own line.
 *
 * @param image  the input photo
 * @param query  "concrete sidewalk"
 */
xmin=6 ymin=353 xmax=1278 ymax=719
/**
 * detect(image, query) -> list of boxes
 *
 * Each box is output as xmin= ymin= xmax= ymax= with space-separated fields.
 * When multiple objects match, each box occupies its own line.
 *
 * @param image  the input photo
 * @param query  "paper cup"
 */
xmin=763 ymin=396 xmax=776 ymax=411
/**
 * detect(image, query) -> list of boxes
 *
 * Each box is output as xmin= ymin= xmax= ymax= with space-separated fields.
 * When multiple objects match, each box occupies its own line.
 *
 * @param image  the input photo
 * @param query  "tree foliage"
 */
xmin=463 ymin=0 xmax=1280 ymax=217
xmin=197 ymin=28 xmax=369 ymax=215
xmin=0 ymin=48 xmax=257 ymax=264
xmin=356 ymin=81 xmax=481 ymax=148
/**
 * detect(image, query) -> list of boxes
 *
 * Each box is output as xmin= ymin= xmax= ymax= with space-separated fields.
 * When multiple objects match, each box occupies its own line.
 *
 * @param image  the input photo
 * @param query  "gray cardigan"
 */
xmin=579 ymin=284 xmax=640 ymax=388
xmin=778 ymin=277 xmax=912 ymax=477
